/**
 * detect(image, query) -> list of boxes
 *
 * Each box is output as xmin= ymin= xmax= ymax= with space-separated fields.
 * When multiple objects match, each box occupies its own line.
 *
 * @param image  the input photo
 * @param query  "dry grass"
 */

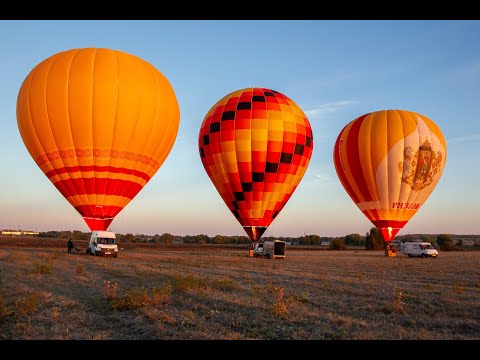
xmin=0 ymin=244 xmax=479 ymax=340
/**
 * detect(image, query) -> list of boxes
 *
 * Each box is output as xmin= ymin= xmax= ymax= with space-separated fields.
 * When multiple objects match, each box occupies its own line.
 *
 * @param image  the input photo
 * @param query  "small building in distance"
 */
xmin=1 ymin=230 xmax=39 ymax=236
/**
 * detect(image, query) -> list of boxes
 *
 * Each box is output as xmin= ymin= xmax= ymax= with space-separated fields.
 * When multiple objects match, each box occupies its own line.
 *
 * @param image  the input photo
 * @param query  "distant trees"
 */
xmin=181 ymin=234 xmax=250 ymax=244
xmin=421 ymin=234 xmax=436 ymax=246
xmin=123 ymin=233 xmax=135 ymax=242
xmin=38 ymin=231 xmax=61 ymax=238
xmin=343 ymin=233 xmax=365 ymax=246
xmin=329 ymin=238 xmax=346 ymax=251
xmin=23 ymin=229 xmax=480 ymax=248
xmin=183 ymin=234 xmax=210 ymax=244
xmin=71 ymin=230 xmax=89 ymax=240
xmin=437 ymin=234 xmax=454 ymax=251
xmin=365 ymin=227 xmax=385 ymax=250
xmin=38 ymin=230 xmax=90 ymax=240
xmin=158 ymin=233 xmax=174 ymax=244
xmin=301 ymin=234 xmax=322 ymax=246
xmin=229 ymin=236 xmax=250 ymax=244
xmin=211 ymin=235 xmax=227 ymax=244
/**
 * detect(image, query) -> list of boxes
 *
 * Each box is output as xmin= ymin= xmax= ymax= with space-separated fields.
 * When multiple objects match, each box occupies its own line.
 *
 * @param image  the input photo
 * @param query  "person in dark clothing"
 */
xmin=67 ymin=239 xmax=74 ymax=253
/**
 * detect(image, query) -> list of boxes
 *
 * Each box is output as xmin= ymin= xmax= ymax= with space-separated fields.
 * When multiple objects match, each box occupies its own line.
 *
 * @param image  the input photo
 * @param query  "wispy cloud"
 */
xmin=468 ymin=62 xmax=480 ymax=77
xmin=447 ymin=133 xmax=480 ymax=144
xmin=459 ymin=61 xmax=480 ymax=78
xmin=303 ymin=100 xmax=358 ymax=120
xmin=448 ymin=60 xmax=480 ymax=82
xmin=312 ymin=173 xmax=333 ymax=182
xmin=304 ymin=170 xmax=337 ymax=184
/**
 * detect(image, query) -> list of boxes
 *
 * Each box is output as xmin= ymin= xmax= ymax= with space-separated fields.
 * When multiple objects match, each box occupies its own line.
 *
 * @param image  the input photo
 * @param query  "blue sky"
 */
xmin=1 ymin=20 xmax=479 ymax=237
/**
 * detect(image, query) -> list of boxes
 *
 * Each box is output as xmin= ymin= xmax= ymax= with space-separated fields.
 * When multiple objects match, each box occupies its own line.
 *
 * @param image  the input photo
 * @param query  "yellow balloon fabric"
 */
xmin=333 ymin=110 xmax=447 ymax=242
xmin=198 ymin=88 xmax=314 ymax=242
xmin=17 ymin=48 xmax=180 ymax=231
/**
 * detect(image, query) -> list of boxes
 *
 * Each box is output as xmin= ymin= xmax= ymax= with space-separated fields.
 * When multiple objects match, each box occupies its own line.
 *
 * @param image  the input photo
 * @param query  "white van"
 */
xmin=86 ymin=231 xmax=118 ymax=258
xmin=401 ymin=242 xmax=438 ymax=258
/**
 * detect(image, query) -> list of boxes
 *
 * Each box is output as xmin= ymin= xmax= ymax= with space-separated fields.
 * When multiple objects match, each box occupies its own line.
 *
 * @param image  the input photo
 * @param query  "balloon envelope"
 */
xmin=198 ymin=88 xmax=314 ymax=242
xmin=17 ymin=48 xmax=180 ymax=231
xmin=333 ymin=110 xmax=447 ymax=242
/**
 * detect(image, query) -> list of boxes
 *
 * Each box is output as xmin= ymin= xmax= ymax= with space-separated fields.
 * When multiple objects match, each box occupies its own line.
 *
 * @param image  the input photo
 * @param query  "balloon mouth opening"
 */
xmin=379 ymin=226 xmax=401 ymax=242
xmin=83 ymin=217 xmax=114 ymax=232
xmin=243 ymin=226 xmax=267 ymax=242
xmin=372 ymin=220 xmax=407 ymax=242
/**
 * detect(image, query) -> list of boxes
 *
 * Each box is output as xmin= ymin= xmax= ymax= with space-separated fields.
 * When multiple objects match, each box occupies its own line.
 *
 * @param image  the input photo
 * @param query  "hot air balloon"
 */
xmin=198 ymin=88 xmax=314 ymax=244
xmin=333 ymin=110 xmax=447 ymax=242
xmin=16 ymin=48 xmax=180 ymax=231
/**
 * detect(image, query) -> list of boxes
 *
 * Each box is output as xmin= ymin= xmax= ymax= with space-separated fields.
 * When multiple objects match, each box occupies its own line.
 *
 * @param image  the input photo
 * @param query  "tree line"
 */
xmin=32 ymin=228 xmax=480 ymax=251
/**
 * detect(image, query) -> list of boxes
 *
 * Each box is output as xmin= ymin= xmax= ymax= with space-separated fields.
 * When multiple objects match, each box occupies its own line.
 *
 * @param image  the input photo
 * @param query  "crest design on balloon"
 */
xmin=400 ymin=140 xmax=444 ymax=191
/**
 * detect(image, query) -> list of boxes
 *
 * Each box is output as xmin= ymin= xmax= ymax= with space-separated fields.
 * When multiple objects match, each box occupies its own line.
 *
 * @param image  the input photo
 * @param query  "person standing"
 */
xmin=67 ymin=239 xmax=73 ymax=253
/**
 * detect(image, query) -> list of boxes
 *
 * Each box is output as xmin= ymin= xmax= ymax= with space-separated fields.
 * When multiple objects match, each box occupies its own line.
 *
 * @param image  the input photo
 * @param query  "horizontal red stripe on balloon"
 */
xmin=45 ymin=165 xmax=151 ymax=182
xmin=53 ymin=178 xmax=143 ymax=199
xmin=372 ymin=220 xmax=407 ymax=228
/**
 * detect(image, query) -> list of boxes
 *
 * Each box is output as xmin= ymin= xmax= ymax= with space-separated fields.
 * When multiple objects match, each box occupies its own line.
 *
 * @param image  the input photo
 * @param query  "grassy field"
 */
xmin=0 ymin=238 xmax=479 ymax=341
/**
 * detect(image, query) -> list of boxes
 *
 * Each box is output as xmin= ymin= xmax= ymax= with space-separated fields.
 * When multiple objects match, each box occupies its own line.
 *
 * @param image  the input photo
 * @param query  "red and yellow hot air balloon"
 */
xmin=198 ymin=88 xmax=314 ymax=243
xmin=16 ymin=48 xmax=180 ymax=231
xmin=333 ymin=110 xmax=447 ymax=242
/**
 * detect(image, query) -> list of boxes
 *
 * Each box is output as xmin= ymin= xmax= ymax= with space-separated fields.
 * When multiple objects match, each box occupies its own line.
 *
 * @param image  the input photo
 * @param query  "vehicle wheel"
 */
xmin=86 ymin=248 xmax=90 ymax=255
xmin=265 ymin=254 xmax=270 ymax=259
xmin=408 ymin=254 xmax=412 ymax=258
xmin=421 ymin=253 xmax=427 ymax=258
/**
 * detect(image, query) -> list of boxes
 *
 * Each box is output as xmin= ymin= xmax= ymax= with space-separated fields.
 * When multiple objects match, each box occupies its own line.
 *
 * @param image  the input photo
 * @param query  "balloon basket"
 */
xmin=385 ymin=250 xmax=396 ymax=257
xmin=248 ymin=249 xmax=254 ymax=257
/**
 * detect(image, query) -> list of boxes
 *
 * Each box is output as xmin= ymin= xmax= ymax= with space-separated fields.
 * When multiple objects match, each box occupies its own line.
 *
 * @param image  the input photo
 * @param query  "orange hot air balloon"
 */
xmin=198 ymin=88 xmax=314 ymax=243
xmin=333 ymin=110 xmax=447 ymax=242
xmin=16 ymin=48 xmax=180 ymax=231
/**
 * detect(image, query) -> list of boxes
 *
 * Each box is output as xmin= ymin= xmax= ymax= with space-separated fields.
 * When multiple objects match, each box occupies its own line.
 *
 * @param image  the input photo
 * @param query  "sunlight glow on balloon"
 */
xmin=16 ymin=48 xmax=180 ymax=231
xmin=198 ymin=87 xmax=314 ymax=243
xmin=333 ymin=110 xmax=447 ymax=242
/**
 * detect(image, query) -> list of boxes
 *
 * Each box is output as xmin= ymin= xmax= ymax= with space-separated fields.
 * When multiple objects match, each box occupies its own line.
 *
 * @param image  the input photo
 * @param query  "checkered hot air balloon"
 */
xmin=198 ymin=88 xmax=314 ymax=243
xmin=333 ymin=110 xmax=447 ymax=242
xmin=17 ymin=48 xmax=180 ymax=231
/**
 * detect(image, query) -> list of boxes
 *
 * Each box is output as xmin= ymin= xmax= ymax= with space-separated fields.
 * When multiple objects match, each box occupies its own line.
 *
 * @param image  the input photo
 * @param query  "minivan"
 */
xmin=401 ymin=242 xmax=438 ymax=258
xmin=86 ymin=230 xmax=118 ymax=258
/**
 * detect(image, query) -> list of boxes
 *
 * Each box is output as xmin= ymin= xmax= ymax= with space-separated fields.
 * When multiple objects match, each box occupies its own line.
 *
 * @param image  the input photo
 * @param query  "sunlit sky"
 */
xmin=1 ymin=20 xmax=479 ymax=237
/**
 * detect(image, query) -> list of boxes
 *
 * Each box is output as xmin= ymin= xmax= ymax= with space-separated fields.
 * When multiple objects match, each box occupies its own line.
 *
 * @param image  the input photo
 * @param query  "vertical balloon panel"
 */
xmin=333 ymin=110 xmax=447 ymax=242
xmin=17 ymin=48 xmax=180 ymax=231
xmin=198 ymin=88 xmax=313 ymax=243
